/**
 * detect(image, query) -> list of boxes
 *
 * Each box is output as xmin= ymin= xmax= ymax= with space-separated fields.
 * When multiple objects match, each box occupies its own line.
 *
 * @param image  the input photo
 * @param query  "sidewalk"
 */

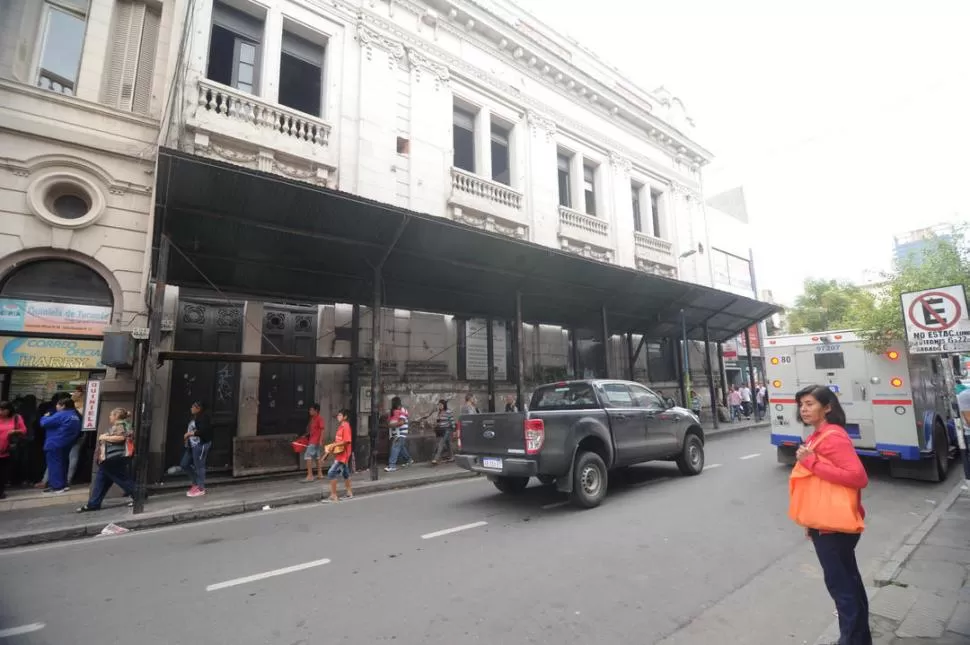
xmin=0 ymin=419 xmax=767 ymax=549
xmin=816 ymin=480 xmax=970 ymax=644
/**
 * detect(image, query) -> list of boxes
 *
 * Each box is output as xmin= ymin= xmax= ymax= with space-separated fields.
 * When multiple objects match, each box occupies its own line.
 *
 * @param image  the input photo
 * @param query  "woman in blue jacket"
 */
xmin=40 ymin=397 xmax=82 ymax=493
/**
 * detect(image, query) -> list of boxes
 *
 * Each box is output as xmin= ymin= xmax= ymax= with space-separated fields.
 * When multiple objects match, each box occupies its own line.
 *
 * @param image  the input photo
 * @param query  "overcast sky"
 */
xmin=513 ymin=0 xmax=970 ymax=304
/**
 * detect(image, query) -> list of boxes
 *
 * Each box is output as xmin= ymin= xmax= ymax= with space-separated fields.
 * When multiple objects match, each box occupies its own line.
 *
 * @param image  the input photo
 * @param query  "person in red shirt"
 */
xmin=325 ymin=409 xmax=353 ymax=502
xmin=303 ymin=404 xmax=325 ymax=482
xmin=794 ymin=385 xmax=871 ymax=645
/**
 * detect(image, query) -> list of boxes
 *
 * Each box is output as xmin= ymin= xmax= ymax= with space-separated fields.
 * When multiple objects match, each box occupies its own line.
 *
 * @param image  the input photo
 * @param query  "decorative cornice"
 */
xmin=356 ymin=20 xmax=406 ymax=68
xmin=0 ymin=154 xmax=152 ymax=195
xmin=407 ymin=48 xmax=450 ymax=88
xmin=526 ymin=110 xmax=556 ymax=142
xmin=609 ymin=152 xmax=632 ymax=173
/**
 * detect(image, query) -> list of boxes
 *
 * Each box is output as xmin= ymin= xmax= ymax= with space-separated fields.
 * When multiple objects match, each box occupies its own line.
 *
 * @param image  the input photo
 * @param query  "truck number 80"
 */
xmin=778 ymin=356 xmax=792 ymax=364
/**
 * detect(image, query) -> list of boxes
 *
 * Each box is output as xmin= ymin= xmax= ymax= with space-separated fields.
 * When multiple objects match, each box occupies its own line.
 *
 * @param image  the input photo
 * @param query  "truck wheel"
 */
xmin=676 ymin=433 xmax=705 ymax=476
xmin=492 ymin=476 xmax=530 ymax=495
xmin=570 ymin=451 xmax=608 ymax=508
xmin=536 ymin=475 xmax=556 ymax=486
xmin=933 ymin=421 xmax=950 ymax=482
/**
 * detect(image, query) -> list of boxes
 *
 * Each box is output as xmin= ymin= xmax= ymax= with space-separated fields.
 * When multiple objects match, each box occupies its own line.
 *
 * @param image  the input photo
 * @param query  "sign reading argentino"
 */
xmin=0 ymin=336 xmax=104 ymax=368
xmin=0 ymin=299 xmax=111 ymax=336
xmin=900 ymin=284 xmax=970 ymax=354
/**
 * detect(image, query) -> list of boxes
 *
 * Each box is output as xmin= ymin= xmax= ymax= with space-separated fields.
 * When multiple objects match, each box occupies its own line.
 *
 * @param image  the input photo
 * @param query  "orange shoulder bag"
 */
xmin=788 ymin=429 xmax=865 ymax=533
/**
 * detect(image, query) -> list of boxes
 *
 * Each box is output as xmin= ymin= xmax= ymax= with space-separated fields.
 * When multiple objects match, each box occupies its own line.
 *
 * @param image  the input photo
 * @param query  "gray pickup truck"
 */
xmin=455 ymin=379 xmax=705 ymax=508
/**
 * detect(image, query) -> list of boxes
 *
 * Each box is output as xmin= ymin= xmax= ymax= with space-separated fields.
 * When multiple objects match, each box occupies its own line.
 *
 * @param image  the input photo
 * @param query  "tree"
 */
xmin=786 ymin=278 xmax=874 ymax=334
xmin=857 ymin=231 xmax=970 ymax=352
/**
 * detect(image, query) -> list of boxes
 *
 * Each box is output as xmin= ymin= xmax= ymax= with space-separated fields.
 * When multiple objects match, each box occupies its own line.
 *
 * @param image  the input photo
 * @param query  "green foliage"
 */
xmin=857 ymin=230 xmax=970 ymax=352
xmin=786 ymin=279 xmax=875 ymax=334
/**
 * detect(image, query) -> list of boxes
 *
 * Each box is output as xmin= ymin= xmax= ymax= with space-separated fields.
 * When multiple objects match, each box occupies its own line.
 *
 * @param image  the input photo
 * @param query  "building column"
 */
xmin=260 ymin=5 xmax=283 ymax=104
xmin=236 ymin=301 xmax=263 ymax=438
xmin=474 ymin=106 xmax=492 ymax=178
xmin=570 ymin=153 xmax=585 ymax=214
xmin=610 ymin=154 xmax=635 ymax=267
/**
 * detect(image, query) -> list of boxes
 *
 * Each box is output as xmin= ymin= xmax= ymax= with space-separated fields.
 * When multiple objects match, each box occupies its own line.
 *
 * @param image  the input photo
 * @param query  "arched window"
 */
xmin=0 ymin=259 xmax=113 ymax=308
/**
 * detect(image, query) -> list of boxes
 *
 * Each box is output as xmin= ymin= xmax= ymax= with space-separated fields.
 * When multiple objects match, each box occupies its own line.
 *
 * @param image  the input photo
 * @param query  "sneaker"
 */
xmin=186 ymin=485 xmax=199 ymax=497
xmin=187 ymin=488 xmax=206 ymax=498
xmin=384 ymin=466 xmax=398 ymax=472
xmin=44 ymin=488 xmax=69 ymax=495
xmin=403 ymin=460 xmax=414 ymax=468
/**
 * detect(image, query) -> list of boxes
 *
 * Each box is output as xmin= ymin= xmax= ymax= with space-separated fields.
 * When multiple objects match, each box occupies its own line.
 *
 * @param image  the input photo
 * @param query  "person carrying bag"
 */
xmin=789 ymin=385 xmax=871 ymax=645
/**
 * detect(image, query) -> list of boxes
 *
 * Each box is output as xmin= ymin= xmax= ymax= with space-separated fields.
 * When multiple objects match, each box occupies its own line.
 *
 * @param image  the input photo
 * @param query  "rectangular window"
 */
xmin=490 ymin=121 xmax=510 ymax=185
xmin=557 ymin=153 xmax=571 ymax=208
xmin=631 ymin=184 xmax=643 ymax=232
xmin=814 ymin=353 xmax=845 ymax=370
xmin=650 ymin=189 xmax=663 ymax=237
xmin=207 ymin=1 xmax=263 ymax=94
xmin=530 ymin=382 xmax=598 ymax=411
xmin=583 ymin=164 xmax=596 ymax=216
xmin=453 ymin=106 xmax=476 ymax=173
xmin=279 ymin=30 xmax=325 ymax=116
xmin=37 ymin=0 xmax=90 ymax=95
xmin=101 ymin=0 xmax=161 ymax=114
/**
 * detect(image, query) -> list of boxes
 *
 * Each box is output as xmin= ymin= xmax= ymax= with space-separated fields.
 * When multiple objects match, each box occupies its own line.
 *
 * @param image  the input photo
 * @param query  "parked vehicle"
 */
xmin=764 ymin=330 xmax=958 ymax=481
xmin=455 ymin=380 xmax=706 ymax=508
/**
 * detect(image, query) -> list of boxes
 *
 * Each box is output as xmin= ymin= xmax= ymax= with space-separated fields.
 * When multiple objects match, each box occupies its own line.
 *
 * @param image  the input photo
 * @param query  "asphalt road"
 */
xmin=0 ymin=427 xmax=959 ymax=645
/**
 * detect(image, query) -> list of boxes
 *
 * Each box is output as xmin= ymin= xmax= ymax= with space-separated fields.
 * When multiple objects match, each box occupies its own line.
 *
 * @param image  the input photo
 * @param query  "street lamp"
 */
xmin=677 ymin=247 xmax=698 ymax=408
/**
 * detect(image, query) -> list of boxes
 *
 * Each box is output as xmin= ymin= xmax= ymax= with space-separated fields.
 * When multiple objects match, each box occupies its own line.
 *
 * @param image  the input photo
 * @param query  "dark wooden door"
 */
xmin=257 ymin=305 xmax=316 ymax=436
xmin=165 ymin=299 xmax=243 ymax=471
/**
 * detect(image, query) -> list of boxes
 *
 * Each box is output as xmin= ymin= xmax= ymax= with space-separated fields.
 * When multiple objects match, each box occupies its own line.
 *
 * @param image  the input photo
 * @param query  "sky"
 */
xmin=512 ymin=0 xmax=970 ymax=304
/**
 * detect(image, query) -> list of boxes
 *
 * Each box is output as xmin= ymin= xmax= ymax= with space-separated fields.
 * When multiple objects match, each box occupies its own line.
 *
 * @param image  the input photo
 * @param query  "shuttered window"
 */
xmin=101 ymin=0 xmax=160 ymax=114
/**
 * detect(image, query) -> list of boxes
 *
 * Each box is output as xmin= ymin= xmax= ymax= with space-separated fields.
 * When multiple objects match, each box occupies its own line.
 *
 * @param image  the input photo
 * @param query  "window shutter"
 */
xmin=101 ymin=0 xmax=150 ymax=111
xmin=131 ymin=5 xmax=160 ymax=114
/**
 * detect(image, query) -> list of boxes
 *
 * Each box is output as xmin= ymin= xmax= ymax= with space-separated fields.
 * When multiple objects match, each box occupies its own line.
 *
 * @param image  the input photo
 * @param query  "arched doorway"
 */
xmin=0 ymin=258 xmax=114 ymax=486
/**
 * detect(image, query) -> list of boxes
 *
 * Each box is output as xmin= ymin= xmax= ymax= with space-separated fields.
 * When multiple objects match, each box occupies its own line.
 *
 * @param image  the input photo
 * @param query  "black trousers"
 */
xmin=810 ymin=530 xmax=872 ymax=645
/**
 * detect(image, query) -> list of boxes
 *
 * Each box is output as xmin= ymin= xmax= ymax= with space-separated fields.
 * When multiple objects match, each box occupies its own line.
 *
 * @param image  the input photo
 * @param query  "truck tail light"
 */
xmin=887 ymin=350 xmax=900 ymax=360
xmin=456 ymin=421 xmax=462 ymax=451
xmin=890 ymin=377 xmax=903 ymax=388
xmin=524 ymin=418 xmax=545 ymax=455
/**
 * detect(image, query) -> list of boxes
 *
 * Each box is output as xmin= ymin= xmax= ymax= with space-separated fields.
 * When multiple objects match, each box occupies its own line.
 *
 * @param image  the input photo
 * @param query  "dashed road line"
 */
xmin=421 ymin=521 xmax=488 ymax=540
xmin=0 ymin=623 xmax=45 ymax=638
xmin=704 ymin=463 xmax=723 ymax=470
xmin=206 ymin=558 xmax=331 ymax=592
xmin=739 ymin=453 xmax=762 ymax=460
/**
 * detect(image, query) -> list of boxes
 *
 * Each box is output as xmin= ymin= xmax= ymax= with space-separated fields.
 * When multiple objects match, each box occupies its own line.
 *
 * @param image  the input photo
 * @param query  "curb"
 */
xmin=706 ymin=421 xmax=770 ymax=439
xmin=873 ymin=476 xmax=968 ymax=587
xmin=0 ymin=470 xmax=479 ymax=549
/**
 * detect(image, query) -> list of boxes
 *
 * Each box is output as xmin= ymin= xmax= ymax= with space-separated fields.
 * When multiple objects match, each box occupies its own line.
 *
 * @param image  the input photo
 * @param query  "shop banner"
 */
xmin=0 ymin=336 xmax=104 ymax=369
xmin=0 ymin=299 xmax=111 ymax=336
xmin=82 ymin=380 xmax=102 ymax=431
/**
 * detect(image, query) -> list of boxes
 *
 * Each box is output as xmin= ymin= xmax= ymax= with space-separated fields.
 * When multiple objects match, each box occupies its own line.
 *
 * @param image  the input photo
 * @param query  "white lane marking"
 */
xmin=421 ymin=521 xmax=487 ymax=540
xmin=0 ymin=623 xmax=45 ymax=638
xmin=206 ymin=558 xmax=331 ymax=592
xmin=540 ymin=501 xmax=570 ymax=510
xmin=739 ymin=453 xmax=762 ymax=460
xmin=704 ymin=463 xmax=723 ymax=470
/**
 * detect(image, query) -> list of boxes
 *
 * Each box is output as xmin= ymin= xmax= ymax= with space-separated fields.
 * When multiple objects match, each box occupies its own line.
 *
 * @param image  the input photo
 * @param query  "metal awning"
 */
xmin=153 ymin=148 xmax=779 ymax=342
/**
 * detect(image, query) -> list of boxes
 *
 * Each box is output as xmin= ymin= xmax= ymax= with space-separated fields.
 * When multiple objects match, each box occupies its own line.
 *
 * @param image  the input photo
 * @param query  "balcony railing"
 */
xmin=196 ymin=78 xmax=331 ymax=148
xmin=450 ymin=167 xmax=523 ymax=210
xmin=558 ymin=206 xmax=608 ymax=237
xmin=634 ymin=232 xmax=673 ymax=256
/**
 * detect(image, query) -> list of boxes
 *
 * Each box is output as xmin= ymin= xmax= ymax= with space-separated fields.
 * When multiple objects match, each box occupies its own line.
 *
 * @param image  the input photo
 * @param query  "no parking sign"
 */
xmin=900 ymin=284 xmax=970 ymax=354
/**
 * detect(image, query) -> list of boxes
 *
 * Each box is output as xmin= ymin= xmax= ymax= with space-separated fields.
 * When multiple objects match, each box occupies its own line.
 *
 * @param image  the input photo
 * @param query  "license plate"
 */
xmin=481 ymin=457 xmax=502 ymax=470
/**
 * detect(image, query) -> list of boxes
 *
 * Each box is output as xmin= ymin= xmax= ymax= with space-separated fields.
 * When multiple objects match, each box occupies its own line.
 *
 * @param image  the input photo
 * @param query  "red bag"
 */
xmin=291 ymin=437 xmax=309 ymax=454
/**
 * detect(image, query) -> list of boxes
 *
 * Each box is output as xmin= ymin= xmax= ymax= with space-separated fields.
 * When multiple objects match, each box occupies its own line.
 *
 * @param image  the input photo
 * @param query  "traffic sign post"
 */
xmin=900 ymin=284 xmax=970 ymax=354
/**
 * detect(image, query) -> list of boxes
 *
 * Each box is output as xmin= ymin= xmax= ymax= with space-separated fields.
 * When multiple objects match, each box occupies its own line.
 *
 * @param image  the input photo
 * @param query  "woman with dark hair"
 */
xmin=431 ymin=399 xmax=455 ymax=465
xmin=793 ymin=385 xmax=871 ymax=645
xmin=0 ymin=401 xmax=27 ymax=499
xmin=40 ymin=397 xmax=82 ymax=494
xmin=180 ymin=401 xmax=212 ymax=498
xmin=77 ymin=408 xmax=135 ymax=512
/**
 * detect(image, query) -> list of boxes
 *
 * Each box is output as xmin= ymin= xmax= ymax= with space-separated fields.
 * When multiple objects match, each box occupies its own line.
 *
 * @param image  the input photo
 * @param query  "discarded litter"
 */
xmin=262 ymin=505 xmax=272 ymax=511
xmin=100 ymin=523 xmax=130 ymax=536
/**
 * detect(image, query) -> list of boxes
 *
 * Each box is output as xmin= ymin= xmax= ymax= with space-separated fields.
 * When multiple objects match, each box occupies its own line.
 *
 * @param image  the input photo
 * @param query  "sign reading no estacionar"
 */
xmin=900 ymin=284 xmax=970 ymax=354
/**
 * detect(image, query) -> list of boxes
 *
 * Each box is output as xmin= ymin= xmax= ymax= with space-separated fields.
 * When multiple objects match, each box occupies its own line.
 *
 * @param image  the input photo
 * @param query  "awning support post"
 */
xmin=680 ymin=309 xmax=690 ymax=408
xmin=601 ymin=305 xmax=610 ymax=379
xmin=704 ymin=323 xmax=719 ymax=429
xmin=514 ymin=292 xmax=524 ymax=412
xmin=745 ymin=326 xmax=757 ymax=417
xmin=132 ymin=235 xmax=169 ymax=514
xmin=350 ymin=304 xmax=360 ymax=464
xmin=717 ymin=342 xmax=728 ymax=406
xmin=369 ymin=268 xmax=382 ymax=481
xmin=486 ymin=318 xmax=496 ymax=412
xmin=626 ymin=333 xmax=635 ymax=380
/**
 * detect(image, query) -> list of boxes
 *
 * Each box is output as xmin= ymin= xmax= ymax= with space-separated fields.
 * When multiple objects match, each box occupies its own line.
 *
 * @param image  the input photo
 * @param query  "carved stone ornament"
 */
xmin=407 ymin=48 xmax=450 ymax=88
xmin=609 ymin=152 xmax=632 ymax=173
xmin=526 ymin=110 xmax=556 ymax=142
xmin=559 ymin=238 xmax=613 ymax=263
xmin=454 ymin=208 xmax=527 ymax=240
xmin=356 ymin=21 xmax=406 ymax=68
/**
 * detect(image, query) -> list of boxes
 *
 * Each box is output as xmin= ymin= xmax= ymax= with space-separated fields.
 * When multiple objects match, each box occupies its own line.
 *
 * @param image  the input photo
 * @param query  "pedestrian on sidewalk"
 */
xmin=303 ymin=403 xmax=325 ymax=482
xmin=756 ymin=383 xmax=767 ymax=421
xmin=325 ymin=409 xmax=353 ymax=502
xmin=740 ymin=384 xmax=752 ymax=419
xmin=181 ymin=401 xmax=213 ymax=498
xmin=792 ymin=385 xmax=871 ymax=645
xmin=77 ymin=408 xmax=135 ymax=513
xmin=461 ymin=393 xmax=479 ymax=416
xmin=431 ymin=399 xmax=455 ymax=466
xmin=40 ymin=397 xmax=81 ymax=494
xmin=0 ymin=401 xmax=27 ymax=499
xmin=689 ymin=390 xmax=702 ymax=418
xmin=384 ymin=397 xmax=412 ymax=472
xmin=728 ymin=386 xmax=742 ymax=422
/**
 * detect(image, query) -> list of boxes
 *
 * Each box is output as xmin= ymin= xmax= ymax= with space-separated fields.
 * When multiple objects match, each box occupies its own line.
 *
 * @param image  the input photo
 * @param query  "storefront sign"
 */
xmin=0 ymin=337 xmax=104 ymax=368
xmin=0 ymin=299 xmax=111 ymax=336
xmin=466 ymin=319 xmax=507 ymax=381
xmin=82 ymin=379 xmax=102 ymax=431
